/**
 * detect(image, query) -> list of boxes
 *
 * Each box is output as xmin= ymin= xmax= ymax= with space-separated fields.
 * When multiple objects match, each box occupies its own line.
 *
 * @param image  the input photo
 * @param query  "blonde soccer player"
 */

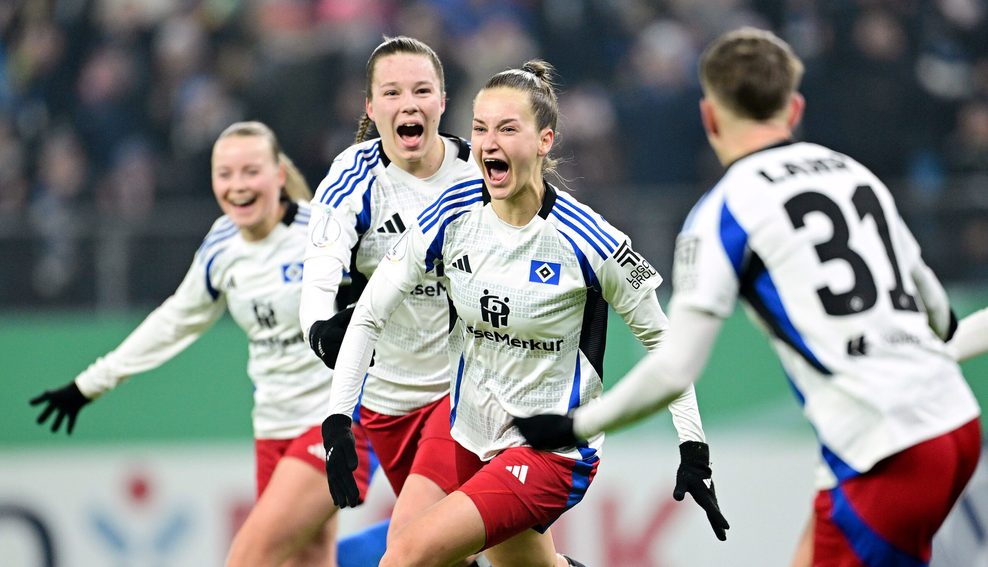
xmin=31 ymin=121 xmax=379 ymax=567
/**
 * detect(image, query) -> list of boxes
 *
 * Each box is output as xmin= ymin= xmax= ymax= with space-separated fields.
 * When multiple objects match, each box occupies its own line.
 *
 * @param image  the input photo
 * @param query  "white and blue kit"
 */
xmin=301 ymin=135 xmax=480 ymax=416
xmin=330 ymin=181 xmax=706 ymax=462
xmin=74 ymin=201 xmax=331 ymax=440
xmin=670 ymin=141 xmax=978 ymax=486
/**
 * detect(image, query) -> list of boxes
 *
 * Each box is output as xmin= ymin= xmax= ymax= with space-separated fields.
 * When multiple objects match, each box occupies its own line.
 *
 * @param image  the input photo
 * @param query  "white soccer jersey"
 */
xmin=302 ymin=135 xmax=480 ymax=415
xmin=671 ymin=141 xmax=979 ymax=479
xmin=75 ymin=202 xmax=331 ymax=440
xmin=332 ymin=181 xmax=706 ymax=461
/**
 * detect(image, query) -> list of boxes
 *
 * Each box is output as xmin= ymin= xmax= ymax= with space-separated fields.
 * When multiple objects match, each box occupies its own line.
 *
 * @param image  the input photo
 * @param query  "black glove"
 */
xmin=513 ymin=413 xmax=579 ymax=450
xmin=30 ymin=381 xmax=92 ymax=435
xmin=674 ymin=441 xmax=729 ymax=541
xmin=308 ymin=306 xmax=355 ymax=369
xmin=322 ymin=413 xmax=360 ymax=508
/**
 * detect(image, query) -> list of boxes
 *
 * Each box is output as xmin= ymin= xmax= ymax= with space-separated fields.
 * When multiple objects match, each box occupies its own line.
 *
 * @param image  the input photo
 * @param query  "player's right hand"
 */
xmin=674 ymin=441 xmax=730 ymax=541
xmin=322 ymin=413 xmax=360 ymax=508
xmin=308 ymin=306 xmax=355 ymax=369
xmin=29 ymin=381 xmax=91 ymax=435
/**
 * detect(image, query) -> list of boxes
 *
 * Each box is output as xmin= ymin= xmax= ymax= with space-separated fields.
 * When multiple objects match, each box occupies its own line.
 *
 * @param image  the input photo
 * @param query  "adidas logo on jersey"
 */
xmin=376 ymin=213 xmax=406 ymax=234
xmin=505 ymin=465 xmax=529 ymax=484
xmin=450 ymin=255 xmax=472 ymax=273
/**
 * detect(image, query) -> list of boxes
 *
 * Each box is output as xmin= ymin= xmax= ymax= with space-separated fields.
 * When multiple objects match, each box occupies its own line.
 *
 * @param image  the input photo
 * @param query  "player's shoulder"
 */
xmin=547 ymin=187 xmax=627 ymax=261
xmin=440 ymin=132 xmax=473 ymax=163
xmin=315 ymin=139 xmax=383 ymax=208
xmin=435 ymin=133 xmax=482 ymax=185
xmin=330 ymin=138 xmax=382 ymax=168
xmin=286 ymin=199 xmax=312 ymax=232
xmin=415 ymin=176 xmax=485 ymax=235
xmin=195 ymin=215 xmax=239 ymax=265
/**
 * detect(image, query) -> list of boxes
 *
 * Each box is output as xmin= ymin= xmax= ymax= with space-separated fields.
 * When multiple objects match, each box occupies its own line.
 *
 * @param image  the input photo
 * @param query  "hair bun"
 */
xmin=521 ymin=59 xmax=555 ymax=82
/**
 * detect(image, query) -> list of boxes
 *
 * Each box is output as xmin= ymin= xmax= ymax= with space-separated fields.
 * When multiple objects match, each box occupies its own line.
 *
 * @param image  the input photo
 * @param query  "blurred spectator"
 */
xmin=96 ymin=138 xmax=157 ymax=222
xmin=2 ymin=0 xmax=988 ymax=308
xmin=944 ymin=99 xmax=988 ymax=175
xmin=555 ymin=83 xmax=623 ymax=187
xmin=0 ymin=118 xmax=28 ymax=214
xmin=28 ymin=125 xmax=88 ymax=299
xmin=803 ymin=7 xmax=931 ymax=183
xmin=614 ymin=19 xmax=706 ymax=187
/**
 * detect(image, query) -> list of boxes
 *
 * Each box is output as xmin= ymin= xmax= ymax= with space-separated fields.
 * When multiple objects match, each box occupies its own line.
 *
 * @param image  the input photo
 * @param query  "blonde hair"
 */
xmin=215 ymin=121 xmax=312 ymax=201
xmin=355 ymin=36 xmax=445 ymax=144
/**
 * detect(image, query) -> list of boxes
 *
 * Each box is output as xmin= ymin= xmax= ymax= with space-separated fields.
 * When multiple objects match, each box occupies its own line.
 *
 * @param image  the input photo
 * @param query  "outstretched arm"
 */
xmin=574 ymin=303 xmax=723 ymax=438
xmin=948 ymin=307 xmax=988 ymax=362
xmin=30 ymin=259 xmax=225 ymax=434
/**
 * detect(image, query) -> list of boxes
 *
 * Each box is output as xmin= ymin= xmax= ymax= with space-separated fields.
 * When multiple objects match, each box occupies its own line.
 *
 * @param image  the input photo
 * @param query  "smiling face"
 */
xmin=472 ymin=87 xmax=554 ymax=207
xmin=211 ymin=134 xmax=286 ymax=241
xmin=366 ymin=53 xmax=446 ymax=177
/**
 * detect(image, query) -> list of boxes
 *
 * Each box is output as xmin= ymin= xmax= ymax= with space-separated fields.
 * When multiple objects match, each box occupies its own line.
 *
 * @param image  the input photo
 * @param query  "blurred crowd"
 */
xmin=2 ymin=0 xmax=988 ymax=306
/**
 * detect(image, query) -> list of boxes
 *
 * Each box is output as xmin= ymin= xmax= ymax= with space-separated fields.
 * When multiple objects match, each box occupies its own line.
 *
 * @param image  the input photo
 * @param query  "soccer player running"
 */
xmin=514 ymin=28 xmax=982 ymax=567
xmin=29 ymin=121 xmax=379 ymax=567
xmin=320 ymin=60 xmax=727 ymax=567
xmin=792 ymin=302 xmax=988 ymax=567
xmin=299 ymin=36 xmax=482 ymax=561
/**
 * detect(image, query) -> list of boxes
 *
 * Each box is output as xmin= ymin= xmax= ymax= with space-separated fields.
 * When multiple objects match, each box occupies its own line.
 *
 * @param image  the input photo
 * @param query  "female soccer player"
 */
xmin=299 ymin=36 xmax=481 ymax=551
xmin=516 ymin=29 xmax=980 ymax=567
xmin=30 ymin=121 xmax=379 ymax=567
xmin=320 ymin=60 xmax=726 ymax=567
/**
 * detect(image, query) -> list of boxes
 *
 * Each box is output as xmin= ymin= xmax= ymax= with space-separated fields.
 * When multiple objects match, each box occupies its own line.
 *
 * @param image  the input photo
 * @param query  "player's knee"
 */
xmin=378 ymin=536 xmax=437 ymax=567
xmin=226 ymin=527 xmax=281 ymax=567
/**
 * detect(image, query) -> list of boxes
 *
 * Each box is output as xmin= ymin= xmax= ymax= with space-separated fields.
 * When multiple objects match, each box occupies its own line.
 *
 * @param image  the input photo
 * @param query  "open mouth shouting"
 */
xmin=484 ymin=158 xmax=509 ymax=186
xmin=396 ymin=122 xmax=425 ymax=150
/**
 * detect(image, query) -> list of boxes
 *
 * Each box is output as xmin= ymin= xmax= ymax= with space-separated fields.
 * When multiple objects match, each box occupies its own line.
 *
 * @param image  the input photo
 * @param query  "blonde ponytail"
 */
xmin=279 ymin=152 xmax=312 ymax=201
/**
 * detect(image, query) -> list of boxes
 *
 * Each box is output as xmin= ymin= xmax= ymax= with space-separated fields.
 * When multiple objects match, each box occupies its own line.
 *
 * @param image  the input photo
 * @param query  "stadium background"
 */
xmin=2 ymin=1 xmax=988 ymax=565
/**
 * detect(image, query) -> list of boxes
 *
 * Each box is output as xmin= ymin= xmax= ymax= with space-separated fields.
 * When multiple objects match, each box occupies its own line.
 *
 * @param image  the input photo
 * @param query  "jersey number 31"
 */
xmin=784 ymin=184 xmax=919 ymax=317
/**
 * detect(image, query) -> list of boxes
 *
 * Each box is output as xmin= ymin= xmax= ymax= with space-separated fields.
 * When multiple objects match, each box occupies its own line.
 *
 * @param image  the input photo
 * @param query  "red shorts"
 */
xmin=812 ymin=418 xmax=981 ymax=566
xmin=454 ymin=443 xmax=599 ymax=550
xmin=359 ymin=395 xmax=460 ymax=495
xmin=254 ymin=423 xmax=377 ymax=502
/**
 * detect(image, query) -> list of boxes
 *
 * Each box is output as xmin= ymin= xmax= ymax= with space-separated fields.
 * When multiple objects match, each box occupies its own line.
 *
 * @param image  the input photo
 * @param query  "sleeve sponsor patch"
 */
xmin=613 ymin=240 xmax=658 ymax=289
xmin=672 ymin=235 xmax=700 ymax=292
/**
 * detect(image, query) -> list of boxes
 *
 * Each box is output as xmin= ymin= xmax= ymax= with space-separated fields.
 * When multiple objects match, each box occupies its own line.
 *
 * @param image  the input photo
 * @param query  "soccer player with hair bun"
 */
xmin=321 ymin=59 xmax=726 ymax=567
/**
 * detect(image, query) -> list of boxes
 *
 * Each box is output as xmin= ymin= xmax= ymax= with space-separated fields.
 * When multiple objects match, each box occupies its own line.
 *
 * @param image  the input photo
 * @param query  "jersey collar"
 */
xmin=375 ymin=133 xmax=471 ymax=169
xmin=480 ymin=180 xmax=557 ymax=220
xmin=725 ymin=138 xmax=797 ymax=169
xmin=281 ymin=199 xmax=299 ymax=226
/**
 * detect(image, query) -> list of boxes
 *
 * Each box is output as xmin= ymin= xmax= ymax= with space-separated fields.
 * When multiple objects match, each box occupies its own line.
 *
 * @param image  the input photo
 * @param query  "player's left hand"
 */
xmin=321 ymin=413 xmax=360 ymax=508
xmin=513 ymin=413 xmax=579 ymax=450
xmin=674 ymin=441 xmax=729 ymax=541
